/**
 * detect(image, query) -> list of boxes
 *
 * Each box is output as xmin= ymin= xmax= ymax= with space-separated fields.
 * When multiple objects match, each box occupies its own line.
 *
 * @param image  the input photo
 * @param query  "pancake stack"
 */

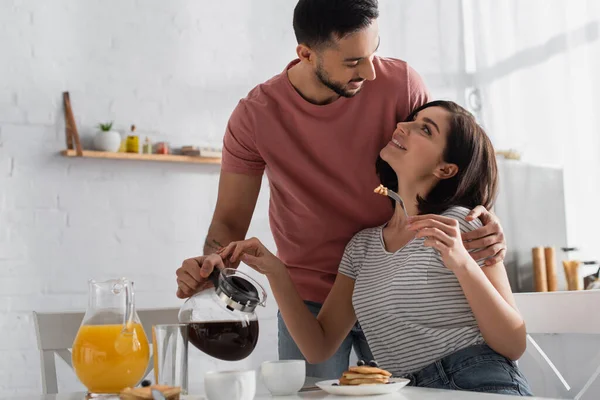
xmin=339 ymin=360 xmax=392 ymax=386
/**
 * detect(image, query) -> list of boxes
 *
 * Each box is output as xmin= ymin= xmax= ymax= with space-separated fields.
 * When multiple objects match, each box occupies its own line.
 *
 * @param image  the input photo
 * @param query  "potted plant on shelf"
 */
xmin=93 ymin=121 xmax=121 ymax=152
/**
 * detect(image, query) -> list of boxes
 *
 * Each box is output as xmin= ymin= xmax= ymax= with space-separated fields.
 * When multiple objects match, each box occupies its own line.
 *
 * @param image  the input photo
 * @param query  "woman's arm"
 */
xmin=219 ymin=237 xmax=357 ymax=364
xmin=453 ymin=261 xmax=526 ymax=360
xmin=408 ymin=214 xmax=526 ymax=360
xmin=269 ymin=270 xmax=358 ymax=363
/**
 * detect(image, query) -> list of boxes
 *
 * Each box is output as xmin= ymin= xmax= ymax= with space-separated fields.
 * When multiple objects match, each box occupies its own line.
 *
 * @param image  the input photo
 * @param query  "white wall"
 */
xmin=466 ymin=0 xmax=600 ymax=263
xmin=0 ymin=1 xmax=293 ymax=395
xmin=0 ymin=0 xmax=463 ymax=396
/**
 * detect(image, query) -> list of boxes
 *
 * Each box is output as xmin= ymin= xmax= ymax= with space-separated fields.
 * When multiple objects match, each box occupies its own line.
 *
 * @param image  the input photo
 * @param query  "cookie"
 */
xmin=339 ymin=377 xmax=389 ymax=386
xmin=342 ymin=372 xmax=390 ymax=380
xmin=348 ymin=366 xmax=392 ymax=376
xmin=120 ymin=385 xmax=181 ymax=400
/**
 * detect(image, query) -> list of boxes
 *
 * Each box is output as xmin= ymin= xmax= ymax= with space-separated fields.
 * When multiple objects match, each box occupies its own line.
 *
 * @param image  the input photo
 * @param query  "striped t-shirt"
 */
xmin=338 ymin=206 xmax=486 ymax=376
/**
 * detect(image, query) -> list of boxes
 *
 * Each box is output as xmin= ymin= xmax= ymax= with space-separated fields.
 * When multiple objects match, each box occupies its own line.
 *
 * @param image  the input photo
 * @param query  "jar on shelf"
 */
xmin=156 ymin=142 xmax=170 ymax=155
xmin=126 ymin=125 xmax=139 ymax=153
xmin=142 ymin=137 xmax=152 ymax=154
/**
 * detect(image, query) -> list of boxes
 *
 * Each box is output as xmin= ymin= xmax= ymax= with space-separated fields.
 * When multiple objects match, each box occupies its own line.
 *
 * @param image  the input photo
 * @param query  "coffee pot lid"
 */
xmin=208 ymin=268 xmax=267 ymax=313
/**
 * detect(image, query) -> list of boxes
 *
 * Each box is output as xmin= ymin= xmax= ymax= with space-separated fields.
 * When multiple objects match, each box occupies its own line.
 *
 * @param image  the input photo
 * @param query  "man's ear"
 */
xmin=434 ymin=163 xmax=458 ymax=180
xmin=296 ymin=44 xmax=315 ymax=65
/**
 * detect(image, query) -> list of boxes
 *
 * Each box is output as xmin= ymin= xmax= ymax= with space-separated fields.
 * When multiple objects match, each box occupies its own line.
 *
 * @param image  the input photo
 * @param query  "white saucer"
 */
xmin=315 ymin=377 xmax=410 ymax=396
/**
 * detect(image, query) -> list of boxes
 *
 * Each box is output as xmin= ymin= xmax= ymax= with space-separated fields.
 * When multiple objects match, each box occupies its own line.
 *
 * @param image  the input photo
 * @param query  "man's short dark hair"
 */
xmin=293 ymin=0 xmax=379 ymax=49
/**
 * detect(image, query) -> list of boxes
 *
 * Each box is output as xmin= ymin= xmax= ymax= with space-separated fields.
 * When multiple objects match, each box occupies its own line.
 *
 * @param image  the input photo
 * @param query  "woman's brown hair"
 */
xmin=376 ymin=100 xmax=498 ymax=215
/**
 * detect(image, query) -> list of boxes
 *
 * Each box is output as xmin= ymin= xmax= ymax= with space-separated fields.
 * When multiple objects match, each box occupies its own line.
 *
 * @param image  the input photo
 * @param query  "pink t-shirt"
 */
xmin=221 ymin=57 xmax=430 ymax=304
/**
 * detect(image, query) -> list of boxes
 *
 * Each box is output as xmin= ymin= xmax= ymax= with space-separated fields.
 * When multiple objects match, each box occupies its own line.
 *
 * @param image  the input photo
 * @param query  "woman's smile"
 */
xmin=389 ymin=134 xmax=407 ymax=151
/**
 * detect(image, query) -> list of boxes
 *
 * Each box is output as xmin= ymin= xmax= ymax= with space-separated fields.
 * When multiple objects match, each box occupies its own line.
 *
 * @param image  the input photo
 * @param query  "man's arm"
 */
xmin=203 ymin=171 xmax=262 ymax=254
xmin=176 ymin=171 xmax=262 ymax=298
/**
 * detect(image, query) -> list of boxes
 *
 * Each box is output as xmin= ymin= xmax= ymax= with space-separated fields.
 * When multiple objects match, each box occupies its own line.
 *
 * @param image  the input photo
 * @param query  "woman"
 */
xmin=218 ymin=100 xmax=532 ymax=396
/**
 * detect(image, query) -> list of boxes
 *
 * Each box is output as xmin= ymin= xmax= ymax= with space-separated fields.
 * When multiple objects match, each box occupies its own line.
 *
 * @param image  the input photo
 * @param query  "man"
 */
xmin=176 ymin=0 xmax=507 ymax=379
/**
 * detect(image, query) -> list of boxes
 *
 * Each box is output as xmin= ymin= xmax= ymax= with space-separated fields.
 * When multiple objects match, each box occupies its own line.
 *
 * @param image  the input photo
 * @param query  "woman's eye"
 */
xmin=422 ymin=126 xmax=431 ymax=135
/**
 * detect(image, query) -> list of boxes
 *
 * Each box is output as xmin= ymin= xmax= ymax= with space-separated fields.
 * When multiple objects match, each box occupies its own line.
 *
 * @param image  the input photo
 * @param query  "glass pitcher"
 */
xmin=72 ymin=278 xmax=150 ymax=396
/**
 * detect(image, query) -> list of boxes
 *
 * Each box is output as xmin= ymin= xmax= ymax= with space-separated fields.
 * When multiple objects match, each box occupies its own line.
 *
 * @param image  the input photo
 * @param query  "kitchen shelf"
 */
xmin=60 ymin=149 xmax=221 ymax=165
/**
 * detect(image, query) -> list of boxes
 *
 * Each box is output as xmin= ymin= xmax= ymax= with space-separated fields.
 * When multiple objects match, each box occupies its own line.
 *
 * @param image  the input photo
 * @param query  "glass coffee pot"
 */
xmin=178 ymin=268 xmax=267 ymax=361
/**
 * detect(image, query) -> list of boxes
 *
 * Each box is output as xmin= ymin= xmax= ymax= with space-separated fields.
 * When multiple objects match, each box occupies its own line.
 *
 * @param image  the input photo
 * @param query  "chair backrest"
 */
xmin=514 ymin=291 xmax=600 ymax=400
xmin=33 ymin=307 xmax=180 ymax=394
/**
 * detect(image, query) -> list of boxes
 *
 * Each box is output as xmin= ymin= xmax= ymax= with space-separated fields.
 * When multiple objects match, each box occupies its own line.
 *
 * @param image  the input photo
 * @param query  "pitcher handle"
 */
xmin=258 ymin=285 xmax=267 ymax=308
xmin=122 ymin=278 xmax=135 ymax=334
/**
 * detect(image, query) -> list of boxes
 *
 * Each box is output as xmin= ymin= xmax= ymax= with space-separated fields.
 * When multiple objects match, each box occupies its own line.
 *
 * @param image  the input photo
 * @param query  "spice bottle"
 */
xmin=126 ymin=125 xmax=139 ymax=153
xmin=142 ymin=137 xmax=152 ymax=154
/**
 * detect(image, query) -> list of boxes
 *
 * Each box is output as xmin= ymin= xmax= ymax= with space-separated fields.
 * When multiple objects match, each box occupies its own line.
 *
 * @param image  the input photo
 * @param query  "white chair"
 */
xmin=515 ymin=291 xmax=600 ymax=399
xmin=33 ymin=307 xmax=180 ymax=395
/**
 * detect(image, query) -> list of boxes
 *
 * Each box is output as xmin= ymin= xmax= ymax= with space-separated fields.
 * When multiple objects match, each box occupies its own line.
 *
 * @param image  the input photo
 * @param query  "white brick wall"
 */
xmin=0 ymin=0 xmax=463 ymax=396
xmin=0 ymin=0 xmax=298 ymax=395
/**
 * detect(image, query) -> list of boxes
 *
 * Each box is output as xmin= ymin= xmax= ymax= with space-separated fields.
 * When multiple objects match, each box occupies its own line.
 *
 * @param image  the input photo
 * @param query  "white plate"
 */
xmin=315 ymin=378 xmax=410 ymax=396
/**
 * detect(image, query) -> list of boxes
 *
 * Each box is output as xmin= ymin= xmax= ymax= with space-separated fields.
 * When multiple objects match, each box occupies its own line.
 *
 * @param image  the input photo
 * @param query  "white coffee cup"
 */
xmin=204 ymin=370 xmax=256 ymax=400
xmin=261 ymin=360 xmax=306 ymax=396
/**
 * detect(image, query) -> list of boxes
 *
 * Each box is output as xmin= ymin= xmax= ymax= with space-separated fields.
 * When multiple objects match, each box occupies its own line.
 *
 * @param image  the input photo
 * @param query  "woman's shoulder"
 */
xmin=345 ymin=225 xmax=383 ymax=256
xmin=339 ymin=225 xmax=384 ymax=278
xmin=349 ymin=225 xmax=382 ymax=245
xmin=441 ymin=206 xmax=483 ymax=233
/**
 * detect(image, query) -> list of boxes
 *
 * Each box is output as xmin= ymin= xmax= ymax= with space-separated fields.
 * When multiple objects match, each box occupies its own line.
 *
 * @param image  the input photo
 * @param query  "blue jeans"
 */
xmin=277 ymin=301 xmax=374 ymax=379
xmin=402 ymin=344 xmax=533 ymax=396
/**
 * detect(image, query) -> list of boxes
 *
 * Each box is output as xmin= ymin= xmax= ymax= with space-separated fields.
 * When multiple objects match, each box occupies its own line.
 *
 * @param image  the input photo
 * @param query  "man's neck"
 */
xmin=287 ymin=61 xmax=340 ymax=105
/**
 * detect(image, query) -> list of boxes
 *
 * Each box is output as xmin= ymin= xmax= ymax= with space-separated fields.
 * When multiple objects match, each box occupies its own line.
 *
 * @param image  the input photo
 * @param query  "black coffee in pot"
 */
xmin=187 ymin=320 xmax=259 ymax=361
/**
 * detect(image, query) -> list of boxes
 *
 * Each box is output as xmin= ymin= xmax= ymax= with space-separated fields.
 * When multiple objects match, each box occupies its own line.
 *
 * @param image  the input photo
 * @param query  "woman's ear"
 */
xmin=434 ymin=163 xmax=458 ymax=180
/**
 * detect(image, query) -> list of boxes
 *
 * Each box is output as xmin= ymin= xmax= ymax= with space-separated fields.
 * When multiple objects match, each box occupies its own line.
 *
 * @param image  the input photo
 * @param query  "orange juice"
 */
xmin=72 ymin=323 xmax=149 ymax=394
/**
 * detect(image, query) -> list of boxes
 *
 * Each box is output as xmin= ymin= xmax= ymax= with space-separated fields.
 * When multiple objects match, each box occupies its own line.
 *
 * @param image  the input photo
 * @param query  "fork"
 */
xmin=375 ymin=185 xmax=409 ymax=219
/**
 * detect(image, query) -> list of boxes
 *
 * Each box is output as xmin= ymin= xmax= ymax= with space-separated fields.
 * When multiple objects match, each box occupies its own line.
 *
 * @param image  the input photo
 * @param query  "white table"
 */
xmin=6 ymin=387 xmax=558 ymax=400
xmin=6 ymin=374 xmax=556 ymax=400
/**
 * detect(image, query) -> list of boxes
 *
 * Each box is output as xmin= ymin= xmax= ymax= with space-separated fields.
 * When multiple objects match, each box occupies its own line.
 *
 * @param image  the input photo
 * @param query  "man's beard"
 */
xmin=315 ymin=62 xmax=364 ymax=98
